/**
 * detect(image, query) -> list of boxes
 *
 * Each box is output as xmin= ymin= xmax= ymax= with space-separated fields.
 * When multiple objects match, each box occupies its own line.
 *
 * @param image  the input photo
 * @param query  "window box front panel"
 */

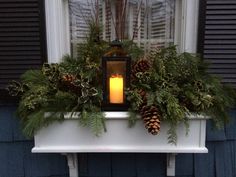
xmin=32 ymin=112 xmax=208 ymax=153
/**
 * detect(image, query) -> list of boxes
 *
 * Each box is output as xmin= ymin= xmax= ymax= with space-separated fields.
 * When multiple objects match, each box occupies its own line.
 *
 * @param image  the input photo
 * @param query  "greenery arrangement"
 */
xmin=7 ymin=23 xmax=236 ymax=144
xmin=8 ymin=23 xmax=109 ymax=137
xmin=127 ymin=47 xmax=236 ymax=143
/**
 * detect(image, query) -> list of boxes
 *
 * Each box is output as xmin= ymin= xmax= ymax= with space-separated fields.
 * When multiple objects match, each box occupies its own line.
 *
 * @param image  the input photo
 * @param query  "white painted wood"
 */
xmin=167 ymin=153 xmax=176 ymax=176
xmin=33 ymin=146 xmax=207 ymax=153
xmin=199 ymin=118 xmax=207 ymax=147
xmin=32 ymin=113 xmax=208 ymax=153
xmin=45 ymin=0 xmax=71 ymax=63
xmin=174 ymin=0 xmax=183 ymax=50
xmin=65 ymin=154 xmax=79 ymax=177
xmin=102 ymin=1 xmax=106 ymax=40
xmin=180 ymin=0 xmax=199 ymax=53
xmin=43 ymin=2 xmax=201 ymax=177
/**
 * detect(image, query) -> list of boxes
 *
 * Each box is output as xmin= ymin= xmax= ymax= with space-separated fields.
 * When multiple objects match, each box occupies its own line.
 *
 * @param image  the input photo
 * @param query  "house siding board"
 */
xmin=194 ymin=142 xmax=215 ymax=177
xmin=0 ymin=106 xmax=68 ymax=177
xmin=206 ymin=120 xmax=226 ymax=141
xmin=0 ymin=107 xmax=69 ymax=177
xmin=85 ymin=153 xmax=111 ymax=177
xmin=7 ymin=142 xmax=25 ymax=177
xmin=0 ymin=142 xmax=27 ymax=177
xmin=175 ymin=154 xmax=194 ymax=176
xmin=0 ymin=105 xmax=29 ymax=142
xmin=215 ymin=141 xmax=234 ymax=177
xmin=0 ymin=142 xmax=14 ymax=177
xmin=23 ymin=141 xmax=68 ymax=177
xmin=78 ymin=154 xmax=89 ymax=176
xmin=0 ymin=105 xmax=14 ymax=142
xmin=111 ymin=153 xmax=136 ymax=177
xmin=87 ymin=153 xmax=111 ymax=177
xmin=232 ymin=141 xmax=236 ymax=177
xmin=136 ymin=153 xmax=166 ymax=177
xmin=12 ymin=114 xmax=30 ymax=142
xmin=225 ymin=109 xmax=236 ymax=140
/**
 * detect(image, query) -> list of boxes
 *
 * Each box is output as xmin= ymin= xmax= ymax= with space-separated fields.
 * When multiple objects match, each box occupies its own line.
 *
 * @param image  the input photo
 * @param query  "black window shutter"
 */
xmin=198 ymin=0 xmax=236 ymax=87
xmin=0 ymin=0 xmax=47 ymax=101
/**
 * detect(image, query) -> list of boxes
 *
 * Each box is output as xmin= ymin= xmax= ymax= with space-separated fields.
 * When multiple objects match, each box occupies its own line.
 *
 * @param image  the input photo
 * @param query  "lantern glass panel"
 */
xmin=106 ymin=61 xmax=126 ymax=104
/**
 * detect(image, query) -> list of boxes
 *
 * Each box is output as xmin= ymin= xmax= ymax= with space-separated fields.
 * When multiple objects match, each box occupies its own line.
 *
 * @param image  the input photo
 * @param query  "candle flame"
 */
xmin=110 ymin=74 xmax=123 ymax=78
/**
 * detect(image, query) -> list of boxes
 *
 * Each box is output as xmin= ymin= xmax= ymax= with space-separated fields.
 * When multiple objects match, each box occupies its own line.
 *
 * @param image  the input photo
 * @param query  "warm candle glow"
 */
xmin=109 ymin=74 xmax=124 ymax=103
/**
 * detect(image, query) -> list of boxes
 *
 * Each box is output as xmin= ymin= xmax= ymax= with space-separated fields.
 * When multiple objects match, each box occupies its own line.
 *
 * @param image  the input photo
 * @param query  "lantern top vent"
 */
xmin=104 ymin=40 xmax=127 ymax=57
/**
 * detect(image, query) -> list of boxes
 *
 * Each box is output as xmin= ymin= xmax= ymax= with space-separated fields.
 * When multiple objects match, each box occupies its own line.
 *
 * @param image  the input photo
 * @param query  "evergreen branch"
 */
xmin=127 ymin=110 xmax=139 ymax=128
xmin=22 ymin=110 xmax=64 ymax=138
xmin=167 ymin=122 xmax=177 ymax=145
xmin=88 ymin=111 xmax=106 ymax=136
xmin=21 ymin=70 xmax=49 ymax=86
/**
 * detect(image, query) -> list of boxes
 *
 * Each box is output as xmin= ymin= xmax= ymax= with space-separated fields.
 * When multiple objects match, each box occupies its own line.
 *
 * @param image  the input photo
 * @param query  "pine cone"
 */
xmin=60 ymin=74 xmax=80 ymax=94
xmin=61 ymin=74 xmax=77 ymax=82
xmin=132 ymin=59 xmax=151 ymax=79
xmin=140 ymin=105 xmax=161 ymax=135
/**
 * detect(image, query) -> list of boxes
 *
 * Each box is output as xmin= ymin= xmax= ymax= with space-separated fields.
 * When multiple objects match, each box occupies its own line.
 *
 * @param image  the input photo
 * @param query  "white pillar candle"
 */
xmin=109 ymin=75 xmax=124 ymax=103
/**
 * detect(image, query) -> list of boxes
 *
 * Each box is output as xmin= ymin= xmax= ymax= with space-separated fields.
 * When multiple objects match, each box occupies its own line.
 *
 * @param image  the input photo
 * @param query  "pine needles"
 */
xmin=7 ymin=33 xmax=236 ymax=144
xmin=127 ymin=45 xmax=236 ymax=144
xmin=7 ymin=22 xmax=109 ymax=137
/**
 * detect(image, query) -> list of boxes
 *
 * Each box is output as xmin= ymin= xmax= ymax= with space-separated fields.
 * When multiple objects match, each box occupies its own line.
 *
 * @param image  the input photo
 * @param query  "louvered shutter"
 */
xmin=69 ymin=0 xmax=92 ymax=42
xmin=198 ymin=0 xmax=236 ymax=87
xmin=128 ymin=0 xmax=147 ymax=49
xmin=102 ymin=0 xmax=112 ymax=41
xmin=0 ymin=0 xmax=47 ymax=100
xmin=69 ymin=0 xmax=92 ymax=57
xmin=149 ymin=0 xmax=175 ymax=49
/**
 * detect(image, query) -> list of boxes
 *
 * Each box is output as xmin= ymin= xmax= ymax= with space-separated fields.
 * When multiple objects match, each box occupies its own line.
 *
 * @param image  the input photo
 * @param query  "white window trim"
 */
xmin=45 ymin=0 xmax=70 ymax=63
xmin=45 ymin=0 xmax=199 ymax=63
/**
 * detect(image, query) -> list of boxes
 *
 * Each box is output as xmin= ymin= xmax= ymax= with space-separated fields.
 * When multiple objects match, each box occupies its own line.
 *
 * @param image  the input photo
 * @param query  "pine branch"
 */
xmin=21 ymin=70 xmax=49 ymax=86
xmin=22 ymin=110 xmax=64 ymax=138
xmin=167 ymin=122 xmax=177 ymax=145
xmin=127 ymin=110 xmax=139 ymax=128
xmin=88 ymin=111 xmax=106 ymax=136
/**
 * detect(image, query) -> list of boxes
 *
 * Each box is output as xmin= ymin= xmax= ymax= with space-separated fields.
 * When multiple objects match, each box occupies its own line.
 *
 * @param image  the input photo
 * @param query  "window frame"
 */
xmin=44 ymin=0 xmax=199 ymax=63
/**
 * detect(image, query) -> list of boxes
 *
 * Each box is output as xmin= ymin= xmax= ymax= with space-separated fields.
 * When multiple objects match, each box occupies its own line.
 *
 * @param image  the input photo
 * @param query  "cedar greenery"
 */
xmin=8 ymin=56 xmax=107 ymax=137
xmin=7 ymin=23 xmax=109 ymax=137
xmin=127 ymin=46 xmax=236 ymax=143
xmin=7 ymin=23 xmax=236 ymax=143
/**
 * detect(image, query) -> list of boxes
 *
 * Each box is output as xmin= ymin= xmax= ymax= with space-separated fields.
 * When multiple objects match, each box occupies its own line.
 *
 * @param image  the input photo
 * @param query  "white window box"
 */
xmin=32 ymin=112 xmax=208 ymax=177
xmin=32 ymin=112 xmax=208 ymax=153
xmin=38 ymin=1 xmax=202 ymax=176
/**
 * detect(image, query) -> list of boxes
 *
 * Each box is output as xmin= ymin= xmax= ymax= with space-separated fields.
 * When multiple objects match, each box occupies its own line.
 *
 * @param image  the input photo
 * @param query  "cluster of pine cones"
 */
xmin=132 ymin=58 xmax=161 ymax=135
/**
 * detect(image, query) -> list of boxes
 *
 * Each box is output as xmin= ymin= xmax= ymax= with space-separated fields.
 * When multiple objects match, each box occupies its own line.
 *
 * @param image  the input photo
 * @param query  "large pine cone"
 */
xmin=131 ymin=59 xmax=151 ymax=80
xmin=140 ymin=105 xmax=161 ymax=135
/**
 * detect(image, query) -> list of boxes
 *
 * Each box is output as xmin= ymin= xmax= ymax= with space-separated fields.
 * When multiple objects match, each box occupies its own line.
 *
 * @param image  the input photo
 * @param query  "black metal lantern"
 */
xmin=102 ymin=40 xmax=131 ymax=111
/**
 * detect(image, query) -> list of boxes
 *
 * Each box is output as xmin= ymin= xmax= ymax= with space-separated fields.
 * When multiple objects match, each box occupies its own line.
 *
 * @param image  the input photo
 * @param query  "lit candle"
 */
xmin=109 ymin=74 xmax=124 ymax=103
